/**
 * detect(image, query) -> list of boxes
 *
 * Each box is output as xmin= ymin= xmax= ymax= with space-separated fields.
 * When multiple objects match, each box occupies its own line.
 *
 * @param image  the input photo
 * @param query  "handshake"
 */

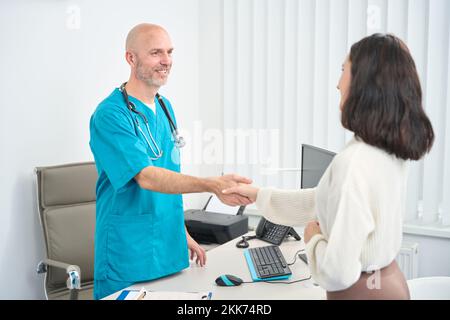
xmin=208 ymin=174 xmax=259 ymax=207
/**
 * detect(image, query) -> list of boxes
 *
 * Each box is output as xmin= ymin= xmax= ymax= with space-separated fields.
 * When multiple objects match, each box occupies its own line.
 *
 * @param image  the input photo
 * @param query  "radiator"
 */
xmin=396 ymin=242 xmax=419 ymax=280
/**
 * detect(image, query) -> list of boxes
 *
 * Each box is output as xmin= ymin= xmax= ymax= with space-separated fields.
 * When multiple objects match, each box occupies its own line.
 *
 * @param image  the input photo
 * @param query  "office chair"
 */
xmin=35 ymin=162 xmax=97 ymax=300
xmin=407 ymin=276 xmax=450 ymax=300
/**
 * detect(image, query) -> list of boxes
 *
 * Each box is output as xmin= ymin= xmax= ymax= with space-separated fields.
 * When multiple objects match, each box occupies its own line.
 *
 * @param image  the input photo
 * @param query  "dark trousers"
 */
xmin=327 ymin=260 xmax=410 ymax=300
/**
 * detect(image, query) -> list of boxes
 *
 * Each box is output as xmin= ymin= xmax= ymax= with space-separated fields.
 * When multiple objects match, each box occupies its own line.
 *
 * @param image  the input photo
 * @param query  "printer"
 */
xmin=184 ymin=196 xmax=249 ymax=244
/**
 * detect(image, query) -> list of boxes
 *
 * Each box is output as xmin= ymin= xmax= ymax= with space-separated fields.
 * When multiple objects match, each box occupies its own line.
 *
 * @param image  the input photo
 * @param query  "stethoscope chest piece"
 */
xmin=173 ymin=131 xmax=186 ymax=148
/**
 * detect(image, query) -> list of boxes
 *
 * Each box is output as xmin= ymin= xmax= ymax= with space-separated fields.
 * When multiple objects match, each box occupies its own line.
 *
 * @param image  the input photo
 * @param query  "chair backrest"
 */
xmin=407 ymin=276 xmax=450 ymax=300
xmin=36 ymin=162 xmax=97 ymax=295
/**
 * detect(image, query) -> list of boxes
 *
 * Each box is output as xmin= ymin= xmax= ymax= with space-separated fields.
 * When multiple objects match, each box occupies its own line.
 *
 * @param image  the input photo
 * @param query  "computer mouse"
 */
xmin=215 ymin=274 xmax=243 ymax=287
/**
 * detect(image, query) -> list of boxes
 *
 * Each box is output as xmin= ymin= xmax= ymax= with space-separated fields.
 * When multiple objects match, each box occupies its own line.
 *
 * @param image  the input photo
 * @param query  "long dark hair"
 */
xmin=341 ymin=33 xmax=434 ymax=160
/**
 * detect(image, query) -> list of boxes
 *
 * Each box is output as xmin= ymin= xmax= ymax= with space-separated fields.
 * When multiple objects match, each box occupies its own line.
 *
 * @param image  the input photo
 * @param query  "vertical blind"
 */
xmin=221 ymin=0 xmax=450 ymax=226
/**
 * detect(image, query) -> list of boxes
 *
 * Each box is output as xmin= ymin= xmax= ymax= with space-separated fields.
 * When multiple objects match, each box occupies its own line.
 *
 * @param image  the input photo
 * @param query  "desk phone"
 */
xmin=255 ymin=217 xmax=301 ymax=245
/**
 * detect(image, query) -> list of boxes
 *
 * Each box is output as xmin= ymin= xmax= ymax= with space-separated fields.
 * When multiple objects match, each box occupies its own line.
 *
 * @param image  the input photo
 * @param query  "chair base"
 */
xmin=47 ymin=283 xmax=94 ymax=300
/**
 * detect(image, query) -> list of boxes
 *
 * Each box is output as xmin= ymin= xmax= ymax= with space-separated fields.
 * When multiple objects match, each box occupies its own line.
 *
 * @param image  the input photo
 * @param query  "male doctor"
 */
xmin=89 ymin=23 xmax=252 ymax=299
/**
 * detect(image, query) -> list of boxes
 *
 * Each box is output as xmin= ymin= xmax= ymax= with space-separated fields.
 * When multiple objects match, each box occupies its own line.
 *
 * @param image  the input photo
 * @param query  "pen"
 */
xmin=137 ymin=290 xmax=146 ymax=300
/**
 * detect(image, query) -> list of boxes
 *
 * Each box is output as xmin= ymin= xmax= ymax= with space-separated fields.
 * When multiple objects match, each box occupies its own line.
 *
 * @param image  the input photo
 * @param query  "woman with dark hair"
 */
xmin=223 ymin=34 xmax=434 ymax=299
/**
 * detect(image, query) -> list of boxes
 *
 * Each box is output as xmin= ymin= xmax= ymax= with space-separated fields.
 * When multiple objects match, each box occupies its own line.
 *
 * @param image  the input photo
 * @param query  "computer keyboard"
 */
xmin=245 ymin=245 xmax=292 ymax=279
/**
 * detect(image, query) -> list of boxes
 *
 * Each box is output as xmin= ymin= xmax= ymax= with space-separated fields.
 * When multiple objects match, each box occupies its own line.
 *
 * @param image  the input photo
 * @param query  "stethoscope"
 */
xmin=119 ymin=82 xmax=186 ymax=160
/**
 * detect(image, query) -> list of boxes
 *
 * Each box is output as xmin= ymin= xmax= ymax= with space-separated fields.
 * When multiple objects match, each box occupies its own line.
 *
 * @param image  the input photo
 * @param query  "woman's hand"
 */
xmin=221 ymin=183 xmax=259 ymax=203
xmin=304 ymin=220 xmax=322 ymax=244
xmin=210 ymin=174 xmax=253 ymax=206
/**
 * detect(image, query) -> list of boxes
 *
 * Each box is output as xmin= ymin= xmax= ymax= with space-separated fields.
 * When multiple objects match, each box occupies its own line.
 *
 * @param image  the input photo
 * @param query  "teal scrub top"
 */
xmin=89 ymin=88 xmax=189 ymax=283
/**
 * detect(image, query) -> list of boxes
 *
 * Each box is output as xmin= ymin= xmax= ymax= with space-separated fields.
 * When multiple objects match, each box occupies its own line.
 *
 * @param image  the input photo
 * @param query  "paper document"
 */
xmin=117 ymin=287 xmax=212 ymax=300
xmin=205 ymin=195 xmax=240 ymax=215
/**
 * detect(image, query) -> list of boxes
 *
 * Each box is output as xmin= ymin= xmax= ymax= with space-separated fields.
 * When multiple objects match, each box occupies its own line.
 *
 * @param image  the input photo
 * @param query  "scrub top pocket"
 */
xmin=106 ymin=214 xmax=154 ymax=282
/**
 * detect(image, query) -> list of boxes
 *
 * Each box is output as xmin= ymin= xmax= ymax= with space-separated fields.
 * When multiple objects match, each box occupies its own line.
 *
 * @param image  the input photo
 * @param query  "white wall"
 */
xmin=0 ymin=0 xmax=203 ymax=299
xmin=403 ymin=234 xmax=450 ymax=277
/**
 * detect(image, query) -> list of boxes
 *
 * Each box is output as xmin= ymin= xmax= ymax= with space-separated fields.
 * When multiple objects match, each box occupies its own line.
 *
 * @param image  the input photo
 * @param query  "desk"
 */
xmin=104 ymin=232 xmax=326 ymax=300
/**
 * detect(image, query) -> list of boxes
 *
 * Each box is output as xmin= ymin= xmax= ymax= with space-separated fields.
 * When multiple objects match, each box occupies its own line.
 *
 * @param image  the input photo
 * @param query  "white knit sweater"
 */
xmin=255 ymin=137 xmax=408 ymax=291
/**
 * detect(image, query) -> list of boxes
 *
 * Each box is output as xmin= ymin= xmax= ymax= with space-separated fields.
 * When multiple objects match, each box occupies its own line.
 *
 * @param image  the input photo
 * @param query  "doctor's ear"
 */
xmin=125 ymin=51 xmax=136 ymax=66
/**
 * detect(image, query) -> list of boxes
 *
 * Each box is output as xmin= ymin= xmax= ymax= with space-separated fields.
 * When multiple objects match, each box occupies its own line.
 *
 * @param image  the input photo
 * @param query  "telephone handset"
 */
xmin=255 ymin=217 xmax=301 ymax=245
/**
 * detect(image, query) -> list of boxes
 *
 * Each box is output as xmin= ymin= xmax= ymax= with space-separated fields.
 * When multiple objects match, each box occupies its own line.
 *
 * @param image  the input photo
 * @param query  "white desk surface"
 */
xmin=104 ymin=232 xmax=326 ymax=300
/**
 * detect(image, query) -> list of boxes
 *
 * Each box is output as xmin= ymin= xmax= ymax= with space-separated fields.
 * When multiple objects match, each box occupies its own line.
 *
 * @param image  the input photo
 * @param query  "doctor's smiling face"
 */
xmin=126 ymin=25 xmax=173 ymax=89
xmin=337 ymin=56 xmax=351 ymax=111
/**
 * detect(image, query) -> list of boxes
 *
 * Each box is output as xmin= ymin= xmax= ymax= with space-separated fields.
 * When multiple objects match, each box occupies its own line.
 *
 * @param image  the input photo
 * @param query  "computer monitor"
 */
xmin=300 ymin=144 xmax=336 ymax=188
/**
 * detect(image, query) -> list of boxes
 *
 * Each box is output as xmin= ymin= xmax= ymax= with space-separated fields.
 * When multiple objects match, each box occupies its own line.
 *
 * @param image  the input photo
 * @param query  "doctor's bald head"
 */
xmin=125 ymin=23 xmax=173 ymax=88
xmin=126 ymin=23 xmax=171 ymax=52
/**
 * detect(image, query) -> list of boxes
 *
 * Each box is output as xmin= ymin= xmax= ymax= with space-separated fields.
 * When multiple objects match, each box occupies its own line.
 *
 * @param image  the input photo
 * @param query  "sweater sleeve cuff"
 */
xmin=255 ymin=187 xmax=274 ymax=212
xmin=305 ymin=233 xmax=327 ymax=276
xmin=305 ymin=234 xmax=326 ymax=254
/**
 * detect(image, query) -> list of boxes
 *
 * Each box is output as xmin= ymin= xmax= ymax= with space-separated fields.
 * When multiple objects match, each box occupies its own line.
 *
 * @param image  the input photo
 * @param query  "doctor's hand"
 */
xmin=210 ymin=174 xmax=253 ymax=207
xmin=304 ymin=220 xmax=322 ymax=244
xmin=186 ymin=232 xmax=206 ymax=267
xmin=221 ymin=183 xmax=259 ymax=203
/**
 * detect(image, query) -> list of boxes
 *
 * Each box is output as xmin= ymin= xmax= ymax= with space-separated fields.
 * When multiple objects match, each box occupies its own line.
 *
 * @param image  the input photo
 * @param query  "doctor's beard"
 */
xmin=136 ymin=61 xmax=171 ymax=87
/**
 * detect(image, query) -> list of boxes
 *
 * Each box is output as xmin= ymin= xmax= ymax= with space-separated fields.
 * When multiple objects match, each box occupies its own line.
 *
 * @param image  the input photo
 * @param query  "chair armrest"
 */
xmin=37 ymin=259 xmax=81 ymax=290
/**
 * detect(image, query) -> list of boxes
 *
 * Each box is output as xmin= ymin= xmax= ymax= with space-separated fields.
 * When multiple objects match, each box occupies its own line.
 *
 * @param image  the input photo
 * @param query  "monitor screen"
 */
xmin=300 ymin=144 xmax=336 ymax=188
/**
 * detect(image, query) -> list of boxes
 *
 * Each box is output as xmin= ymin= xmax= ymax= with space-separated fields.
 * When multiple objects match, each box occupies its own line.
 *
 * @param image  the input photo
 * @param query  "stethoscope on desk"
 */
xmin=119 ymin=82 xmax=185 ymax=160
